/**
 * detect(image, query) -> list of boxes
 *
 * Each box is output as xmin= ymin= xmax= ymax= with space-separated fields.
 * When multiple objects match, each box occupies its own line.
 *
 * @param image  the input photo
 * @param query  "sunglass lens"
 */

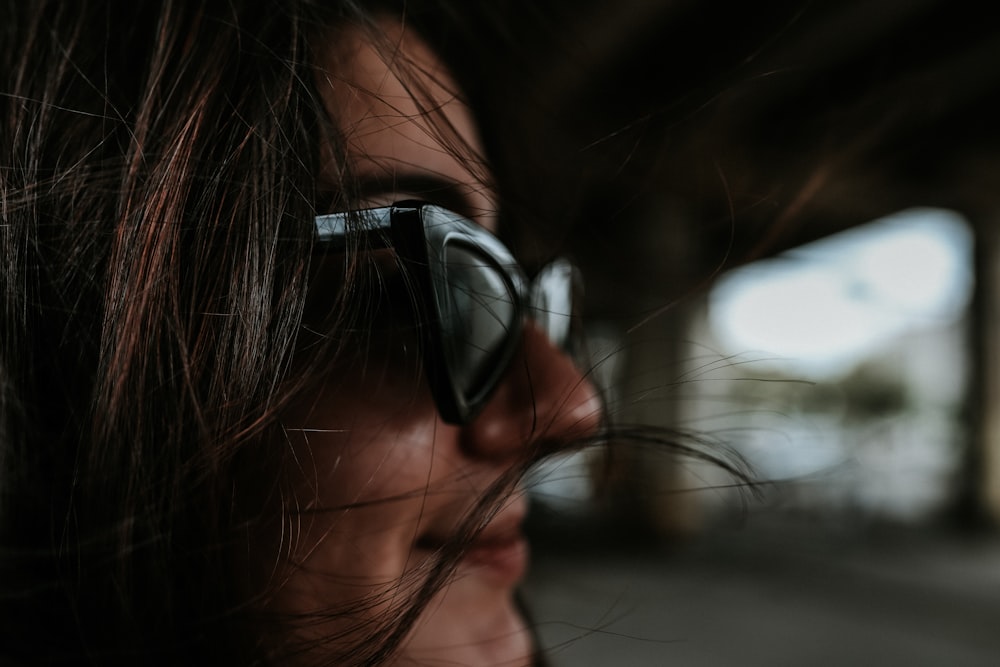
xmin=440 ymin=244 xmax=518 ymax=398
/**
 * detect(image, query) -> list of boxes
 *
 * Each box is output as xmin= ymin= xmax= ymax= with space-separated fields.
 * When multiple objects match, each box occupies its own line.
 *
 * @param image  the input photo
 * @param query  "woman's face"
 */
xmin=270 ymin=19 xmax=602 ymax=666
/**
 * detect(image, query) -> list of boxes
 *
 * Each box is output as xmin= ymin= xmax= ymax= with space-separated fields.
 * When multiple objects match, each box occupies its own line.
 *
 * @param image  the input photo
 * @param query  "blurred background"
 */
xmin=429 ymin=1 xmax=1000 ymax=664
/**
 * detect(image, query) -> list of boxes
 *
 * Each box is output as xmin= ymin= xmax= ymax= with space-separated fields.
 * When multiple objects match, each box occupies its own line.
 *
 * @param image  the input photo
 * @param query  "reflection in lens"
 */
xmin=442 ymin=244 xmax=516 ymax=395
xmin=530 ymin=259 xmax=574 ymax=348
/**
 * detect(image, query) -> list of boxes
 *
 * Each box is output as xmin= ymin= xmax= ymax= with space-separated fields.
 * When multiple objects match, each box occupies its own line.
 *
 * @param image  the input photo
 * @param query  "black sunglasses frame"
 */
xmin=314 ymin=201 xmax=545 ymax=425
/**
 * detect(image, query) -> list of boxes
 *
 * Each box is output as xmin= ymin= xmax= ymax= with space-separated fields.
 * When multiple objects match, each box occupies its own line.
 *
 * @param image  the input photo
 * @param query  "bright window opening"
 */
xmin=688 ymin=208 xmax=973 ymax=523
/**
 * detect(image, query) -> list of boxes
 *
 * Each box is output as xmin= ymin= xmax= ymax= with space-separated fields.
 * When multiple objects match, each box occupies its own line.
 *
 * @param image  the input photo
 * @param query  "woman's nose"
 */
xmin=460 ymin=322 xmax=603 ymax=461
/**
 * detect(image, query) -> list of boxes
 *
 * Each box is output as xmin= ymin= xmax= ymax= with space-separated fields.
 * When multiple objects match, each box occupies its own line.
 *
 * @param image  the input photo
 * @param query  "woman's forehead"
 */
xmin=316 ymin=19 xmax=496 ymax=228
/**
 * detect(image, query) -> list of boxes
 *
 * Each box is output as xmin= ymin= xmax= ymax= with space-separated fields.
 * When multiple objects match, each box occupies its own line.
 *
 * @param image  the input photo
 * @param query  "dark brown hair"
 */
xmin=0 ymin=2 xmax=348 ymax=663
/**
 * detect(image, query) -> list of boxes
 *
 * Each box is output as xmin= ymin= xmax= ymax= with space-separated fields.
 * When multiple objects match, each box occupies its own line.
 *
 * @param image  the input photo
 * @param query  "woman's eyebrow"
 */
xmin=354 ymin=173 xmax=490 ymax=220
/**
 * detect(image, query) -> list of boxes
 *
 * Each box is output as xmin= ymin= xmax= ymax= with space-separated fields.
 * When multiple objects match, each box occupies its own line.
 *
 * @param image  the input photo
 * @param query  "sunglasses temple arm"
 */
xmin=314 ymin=206 xmax=396 ymax=249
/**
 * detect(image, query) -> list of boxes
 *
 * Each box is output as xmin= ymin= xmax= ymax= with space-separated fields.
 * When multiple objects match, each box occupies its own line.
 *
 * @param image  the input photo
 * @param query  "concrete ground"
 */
xmin=521 ymin=517 xmax=1000 ymax=666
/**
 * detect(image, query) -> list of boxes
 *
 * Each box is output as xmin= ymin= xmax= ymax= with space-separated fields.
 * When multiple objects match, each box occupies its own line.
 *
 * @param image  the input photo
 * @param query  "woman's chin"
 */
xmin=400 ymin=577 xmax=534 ymax=666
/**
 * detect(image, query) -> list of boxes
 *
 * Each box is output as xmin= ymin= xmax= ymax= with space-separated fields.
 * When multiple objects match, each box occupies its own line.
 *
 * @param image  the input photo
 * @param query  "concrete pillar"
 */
xmin=969 ymin=218 xmax=1000 ymax=526
xmin=598 ymin=197 xmax=709 ymax=539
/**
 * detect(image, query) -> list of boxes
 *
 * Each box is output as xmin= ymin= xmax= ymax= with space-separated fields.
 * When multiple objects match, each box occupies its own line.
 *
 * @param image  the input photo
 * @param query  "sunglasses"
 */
xmin=314 ymin=202 xmax=579 ymax=425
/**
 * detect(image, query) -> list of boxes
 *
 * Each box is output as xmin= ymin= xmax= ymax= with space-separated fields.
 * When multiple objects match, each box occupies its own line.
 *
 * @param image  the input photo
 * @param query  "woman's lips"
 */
xmin=463 ymin=531 xmax=529 ymax=585
xmin=417 ymin=499 xmax=530 ymax=586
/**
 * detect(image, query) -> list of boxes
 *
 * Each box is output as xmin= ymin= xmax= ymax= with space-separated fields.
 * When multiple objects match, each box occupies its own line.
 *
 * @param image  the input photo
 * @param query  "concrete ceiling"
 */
xmin=430 ymin=0 xmax=1000 ymax=314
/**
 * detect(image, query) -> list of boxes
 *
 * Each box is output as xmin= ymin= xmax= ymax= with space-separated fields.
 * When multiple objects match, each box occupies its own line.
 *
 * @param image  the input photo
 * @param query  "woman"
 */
xmin=1 ymin=1 xmax=601 ymax=665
